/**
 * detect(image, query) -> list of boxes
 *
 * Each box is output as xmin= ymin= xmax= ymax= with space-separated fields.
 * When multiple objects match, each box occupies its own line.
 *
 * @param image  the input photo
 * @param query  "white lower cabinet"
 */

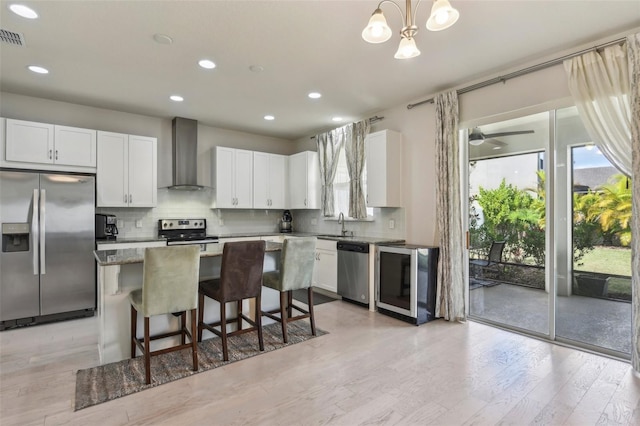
xmin=313 ymin=239 xmax=337 ymax=293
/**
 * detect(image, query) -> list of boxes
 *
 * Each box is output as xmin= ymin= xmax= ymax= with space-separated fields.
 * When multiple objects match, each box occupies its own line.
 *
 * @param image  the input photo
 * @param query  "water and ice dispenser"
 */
xmin=2 ymin=223 xmax=30 ymax=253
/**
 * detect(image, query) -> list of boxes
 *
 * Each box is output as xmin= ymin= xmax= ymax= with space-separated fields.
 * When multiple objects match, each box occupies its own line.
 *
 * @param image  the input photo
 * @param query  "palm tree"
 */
xmin=589 ymin=174 xmax=632 ymax=246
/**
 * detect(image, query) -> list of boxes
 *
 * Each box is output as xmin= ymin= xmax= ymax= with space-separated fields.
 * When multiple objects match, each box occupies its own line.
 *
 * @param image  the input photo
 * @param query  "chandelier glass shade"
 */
xmin=362 ymin=0 xmax=459 ymax=59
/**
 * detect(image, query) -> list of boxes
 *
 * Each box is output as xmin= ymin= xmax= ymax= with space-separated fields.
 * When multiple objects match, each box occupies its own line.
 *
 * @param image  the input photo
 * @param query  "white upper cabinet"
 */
xmin=214 ymin=146 xmax=253 ymax=208
xmin=96 ymin=131 xmax=156 ymax=207
xmin=54 ymin=125 xmax=97 ymax=167
xmin=288 ymin=151 xmax=320 ymax=209
xmin=365 ymin=129 xmax=403 ymax=207
xmin=253 ymin=152 xmax=287 ymax=209
xmin=5 ymin=119 xmax=96 ymax=168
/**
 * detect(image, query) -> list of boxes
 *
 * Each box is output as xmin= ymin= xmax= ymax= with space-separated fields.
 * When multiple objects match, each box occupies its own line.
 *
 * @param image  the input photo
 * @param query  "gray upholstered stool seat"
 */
xmin=129 ymin=245 xmax=200 ymax=385
xmin=198 ymin=240 xmax=266 ymax=361
xmin=262 ymin=237 xmax=317 ymax=343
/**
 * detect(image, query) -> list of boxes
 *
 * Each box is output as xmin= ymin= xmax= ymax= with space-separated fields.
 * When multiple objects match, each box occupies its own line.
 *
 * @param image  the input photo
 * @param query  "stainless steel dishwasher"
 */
xmin=337 ymin=241 xmax=370 ymax=305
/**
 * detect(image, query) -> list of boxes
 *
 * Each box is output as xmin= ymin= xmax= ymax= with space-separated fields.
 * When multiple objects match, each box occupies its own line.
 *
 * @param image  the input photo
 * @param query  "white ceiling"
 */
xmin=1 ymin=1 xmax=639 ymax=140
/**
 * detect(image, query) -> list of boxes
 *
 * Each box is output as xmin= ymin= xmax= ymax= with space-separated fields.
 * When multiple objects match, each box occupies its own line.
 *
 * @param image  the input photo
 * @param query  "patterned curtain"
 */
xmin=627 ymin=33 xmax=640 ymax=373
xmin=344 ymin=120 xmax=370 ymax=219
xmin=564 ymin=41 xmax=632 ymax=176
xmin=316 ymin=130 xmax=344 ymax=217
xmin=434 ymin=90 xmax=466 ymax=321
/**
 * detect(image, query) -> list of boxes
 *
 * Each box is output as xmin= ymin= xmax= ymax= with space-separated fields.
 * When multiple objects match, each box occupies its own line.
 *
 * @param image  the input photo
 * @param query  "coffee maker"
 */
xmin=95 ymin=214 xmax=118 ymax=240
xmin=280 ymin=210 xmax=292 ymax=233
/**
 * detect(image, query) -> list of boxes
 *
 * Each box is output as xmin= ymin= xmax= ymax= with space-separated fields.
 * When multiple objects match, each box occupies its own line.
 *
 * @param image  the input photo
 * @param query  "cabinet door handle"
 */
xmin=124 ymin=194 xmax=128 ymax=203
xmin=304 ymin=198 xmax=307 ymax=206
xmin=129 ymin=194 xmax=132 ymax=203
xmin=48 ymin=149 xmax=53 ymax=160
xmin=55 ymin=150 xmax=58 ymax=160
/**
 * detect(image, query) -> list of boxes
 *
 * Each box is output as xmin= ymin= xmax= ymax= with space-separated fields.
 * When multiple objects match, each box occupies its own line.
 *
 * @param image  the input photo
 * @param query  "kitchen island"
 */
xmin=94 ymin=242 xmax=282 ymax=364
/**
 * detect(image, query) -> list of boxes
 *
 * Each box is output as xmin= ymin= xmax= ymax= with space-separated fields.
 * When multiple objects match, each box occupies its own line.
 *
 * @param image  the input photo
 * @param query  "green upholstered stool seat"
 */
xmin=129 ymin=245 xmax=201 ymax=385
xmin=261 ymin=237 xmax=317 ymax=343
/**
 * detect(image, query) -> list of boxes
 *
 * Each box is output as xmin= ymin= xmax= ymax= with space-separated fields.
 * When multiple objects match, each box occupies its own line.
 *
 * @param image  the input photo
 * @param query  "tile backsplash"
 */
xmin=97 ymin=188 xmax=405 ymax=239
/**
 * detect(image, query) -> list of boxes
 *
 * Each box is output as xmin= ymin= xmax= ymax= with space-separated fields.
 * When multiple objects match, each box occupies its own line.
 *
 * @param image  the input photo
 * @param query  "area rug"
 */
xmin=292 ymin=289 xmax=340 ymax=305
xmin=75 ymin=322 xmax=326 ymax=411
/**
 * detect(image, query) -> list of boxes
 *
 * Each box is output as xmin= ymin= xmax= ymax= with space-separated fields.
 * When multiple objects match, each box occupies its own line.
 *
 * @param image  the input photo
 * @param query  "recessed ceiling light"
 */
xmin=308 ymin=92 xmax=322 ymax=99
xmin=9 ymin=4 xmax=38 ymax=19
xmin=28 ymin=65 xmax=48 ymax=74
xmin=264 ymin=115 xmax=275 ymax=121
xmin=170 ymin=95 xmax=184 ymax=102
xmin=332 ymin=117 xmax=343 ymax=122
xmin=492 ymin=146 xmax=502 ymax=150
xmin=153 ymin=33 xmax=173 ymax=45
xmin=198 ymin=59 xmax=216 ymax=69
xmin=249 ymin=65 xmax=264 ymax=73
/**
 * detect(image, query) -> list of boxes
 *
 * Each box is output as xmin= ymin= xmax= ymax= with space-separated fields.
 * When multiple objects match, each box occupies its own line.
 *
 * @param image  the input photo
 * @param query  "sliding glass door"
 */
xmin=466 ymin=106 xmax=632 ymax=358
xmin=467 ymin=112 xmax=550 ymax=336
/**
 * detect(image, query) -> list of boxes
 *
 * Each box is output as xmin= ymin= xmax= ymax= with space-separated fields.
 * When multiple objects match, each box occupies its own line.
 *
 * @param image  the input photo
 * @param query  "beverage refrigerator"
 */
xmin=0 ymin=170 xmax=96 ymax=330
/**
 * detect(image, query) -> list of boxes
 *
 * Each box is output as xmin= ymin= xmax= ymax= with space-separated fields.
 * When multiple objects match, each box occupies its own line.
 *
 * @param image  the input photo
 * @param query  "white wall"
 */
xmin=0 ymin=92 xmax=295 ymax=189
xmin=293 ymin=29 xmax=636 ymax=246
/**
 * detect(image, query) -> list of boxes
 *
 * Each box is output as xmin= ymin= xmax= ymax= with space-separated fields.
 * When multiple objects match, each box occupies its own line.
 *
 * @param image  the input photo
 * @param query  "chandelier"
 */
xmin=361 ymin=0 xmax=459 ymax=59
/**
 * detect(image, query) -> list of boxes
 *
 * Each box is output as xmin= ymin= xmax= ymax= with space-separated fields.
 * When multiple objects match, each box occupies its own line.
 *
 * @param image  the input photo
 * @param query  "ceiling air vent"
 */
xmin=0 ymin=29 xmax=25 ymax=46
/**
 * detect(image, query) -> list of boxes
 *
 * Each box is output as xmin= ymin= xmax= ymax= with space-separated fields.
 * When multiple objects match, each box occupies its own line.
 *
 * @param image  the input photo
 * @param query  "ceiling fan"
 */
xmin=468 ymin=127 xmax=535 ymax=146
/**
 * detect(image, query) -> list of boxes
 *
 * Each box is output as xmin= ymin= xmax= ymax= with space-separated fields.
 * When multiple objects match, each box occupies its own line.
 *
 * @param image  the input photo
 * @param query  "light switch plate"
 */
xmin=389 ymin=219 xmax=395 ymax=229
xmin=117 ymin=219 xmax=124 ymax=229
xmin=311 ymin=218 xmax=318 ymax=225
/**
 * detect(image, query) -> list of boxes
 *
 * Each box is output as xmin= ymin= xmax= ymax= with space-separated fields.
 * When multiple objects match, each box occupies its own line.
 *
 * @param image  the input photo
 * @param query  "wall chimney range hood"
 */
xmin=169 ymin=117 xmax=205 ymax=190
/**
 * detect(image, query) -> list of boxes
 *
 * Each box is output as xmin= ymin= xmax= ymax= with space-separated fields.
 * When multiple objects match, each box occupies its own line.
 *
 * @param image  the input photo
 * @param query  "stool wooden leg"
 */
xmin=256 ymin=294 xmax=264 ymax=351
xmin=180 ymin=311 xmax=186 ymax=345
xmin=197 ymin=293 xmax=205 ymax=342
xmin=220 ymin=301 xmax=229 ymax=361
xmin=237 ymin=300 xmax=242 ymax=332
xmin=287 ymin=290 xmax=293 ymax=318
xmin=280 ymin=291 xmax=288 ymax=344
xmin=130 ymin=305 xmax=137 ymax=358
xmin=308 ymin=287 xmax=317 ymax=336
xmin=144 ymin=317 xmax=151 ymax=385
xmin=190 ymin=308 xmax=198 ymax=371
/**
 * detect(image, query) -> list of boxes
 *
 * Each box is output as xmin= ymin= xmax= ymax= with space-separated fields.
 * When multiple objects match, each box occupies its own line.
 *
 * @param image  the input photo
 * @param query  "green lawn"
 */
xmin=575 ymin=246 xmax=632 ymax=276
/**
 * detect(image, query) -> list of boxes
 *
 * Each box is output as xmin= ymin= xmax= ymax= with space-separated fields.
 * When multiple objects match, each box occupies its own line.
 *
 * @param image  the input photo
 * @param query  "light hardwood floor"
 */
xmin=1 ymin=300 xmax=639 ymax=425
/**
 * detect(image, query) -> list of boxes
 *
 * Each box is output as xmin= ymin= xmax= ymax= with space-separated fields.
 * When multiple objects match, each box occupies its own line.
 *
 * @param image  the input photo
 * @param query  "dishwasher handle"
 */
xmin=336 ymin=241 xmax=369 ymax=253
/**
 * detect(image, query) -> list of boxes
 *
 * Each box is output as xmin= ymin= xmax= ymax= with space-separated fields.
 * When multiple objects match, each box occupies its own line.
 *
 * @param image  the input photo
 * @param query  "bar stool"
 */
xmin=197 ymin=240 xmax=266 ymax=361
xmin=262 ymin=237 xmax=317 ymax=343
xmin=129 ymin=245 xmax=200 ymax=385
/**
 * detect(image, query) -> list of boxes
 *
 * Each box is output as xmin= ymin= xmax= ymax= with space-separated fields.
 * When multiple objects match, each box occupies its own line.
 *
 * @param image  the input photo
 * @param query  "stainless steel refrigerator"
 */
xmin=0 ymin=170 xmax=96 ymax=329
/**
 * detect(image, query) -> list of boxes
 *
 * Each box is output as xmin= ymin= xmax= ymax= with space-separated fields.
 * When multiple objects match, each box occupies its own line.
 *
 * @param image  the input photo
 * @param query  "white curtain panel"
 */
xmin=344 ymin=120 xmax=370 ymax=219
xmin=434 ymin=90 xmax=466 ymax=321
xmin=626 ymin=33 xmax=640 ymax=373
xmin=316 ymin=130 xmax=344 ymax=217
xmin=564 ymin=42 xmax=632 ymax=176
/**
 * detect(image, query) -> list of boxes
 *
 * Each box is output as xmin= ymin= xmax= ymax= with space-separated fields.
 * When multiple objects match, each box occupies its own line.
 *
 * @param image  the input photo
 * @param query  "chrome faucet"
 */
xmin=338 ymin=212 xmax=348 ymax=237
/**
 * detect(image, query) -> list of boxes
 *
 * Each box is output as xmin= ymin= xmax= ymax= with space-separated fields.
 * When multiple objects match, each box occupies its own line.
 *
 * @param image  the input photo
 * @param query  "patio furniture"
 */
xmin=470 ymin=241 xmax=506 ymax=276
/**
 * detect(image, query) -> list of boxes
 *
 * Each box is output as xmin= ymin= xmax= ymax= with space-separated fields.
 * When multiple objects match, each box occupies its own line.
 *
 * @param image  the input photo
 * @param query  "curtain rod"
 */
xmin=309 ymin=115 xmax=384 ymax=139
xmin=406 ymin=37 xmax=626 ymax=110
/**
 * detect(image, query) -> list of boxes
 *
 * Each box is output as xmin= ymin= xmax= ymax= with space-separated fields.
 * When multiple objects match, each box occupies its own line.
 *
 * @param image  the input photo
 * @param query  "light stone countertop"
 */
xmin=94 ymin=241 xmax=282 ymax=266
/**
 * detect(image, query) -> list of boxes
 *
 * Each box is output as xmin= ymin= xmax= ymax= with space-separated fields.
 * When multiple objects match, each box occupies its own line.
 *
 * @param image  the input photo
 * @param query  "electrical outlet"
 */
xmin=389 ymin=219 xmax=395 ymax=229
xmin=219 ymin=219 xmax=224 ymax=226
xmin=135 ymin=220 xmax=143 ymax=228
xmin=311 ymin=218 xmax=318 ymax=225
xmin=116 ymin=219 xmax=124 ymax=229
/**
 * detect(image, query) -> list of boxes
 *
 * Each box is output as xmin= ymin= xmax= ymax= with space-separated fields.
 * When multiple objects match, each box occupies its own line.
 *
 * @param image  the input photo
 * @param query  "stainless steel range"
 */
xmin=158 ymin=219 xmax=218 ymax=247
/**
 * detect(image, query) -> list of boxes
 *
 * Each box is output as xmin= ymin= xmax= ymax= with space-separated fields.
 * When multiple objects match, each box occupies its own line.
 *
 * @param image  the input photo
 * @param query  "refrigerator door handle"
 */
xmin=32 ymin=189 xmax=39 ymax=275
xmin=40 ymin=189 xmax=46 ymax=275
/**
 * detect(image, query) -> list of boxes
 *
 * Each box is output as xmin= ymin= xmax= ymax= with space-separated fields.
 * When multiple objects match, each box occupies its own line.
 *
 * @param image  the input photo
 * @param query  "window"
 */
xmin=332 ymin=146 xmax=373 ymax=219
